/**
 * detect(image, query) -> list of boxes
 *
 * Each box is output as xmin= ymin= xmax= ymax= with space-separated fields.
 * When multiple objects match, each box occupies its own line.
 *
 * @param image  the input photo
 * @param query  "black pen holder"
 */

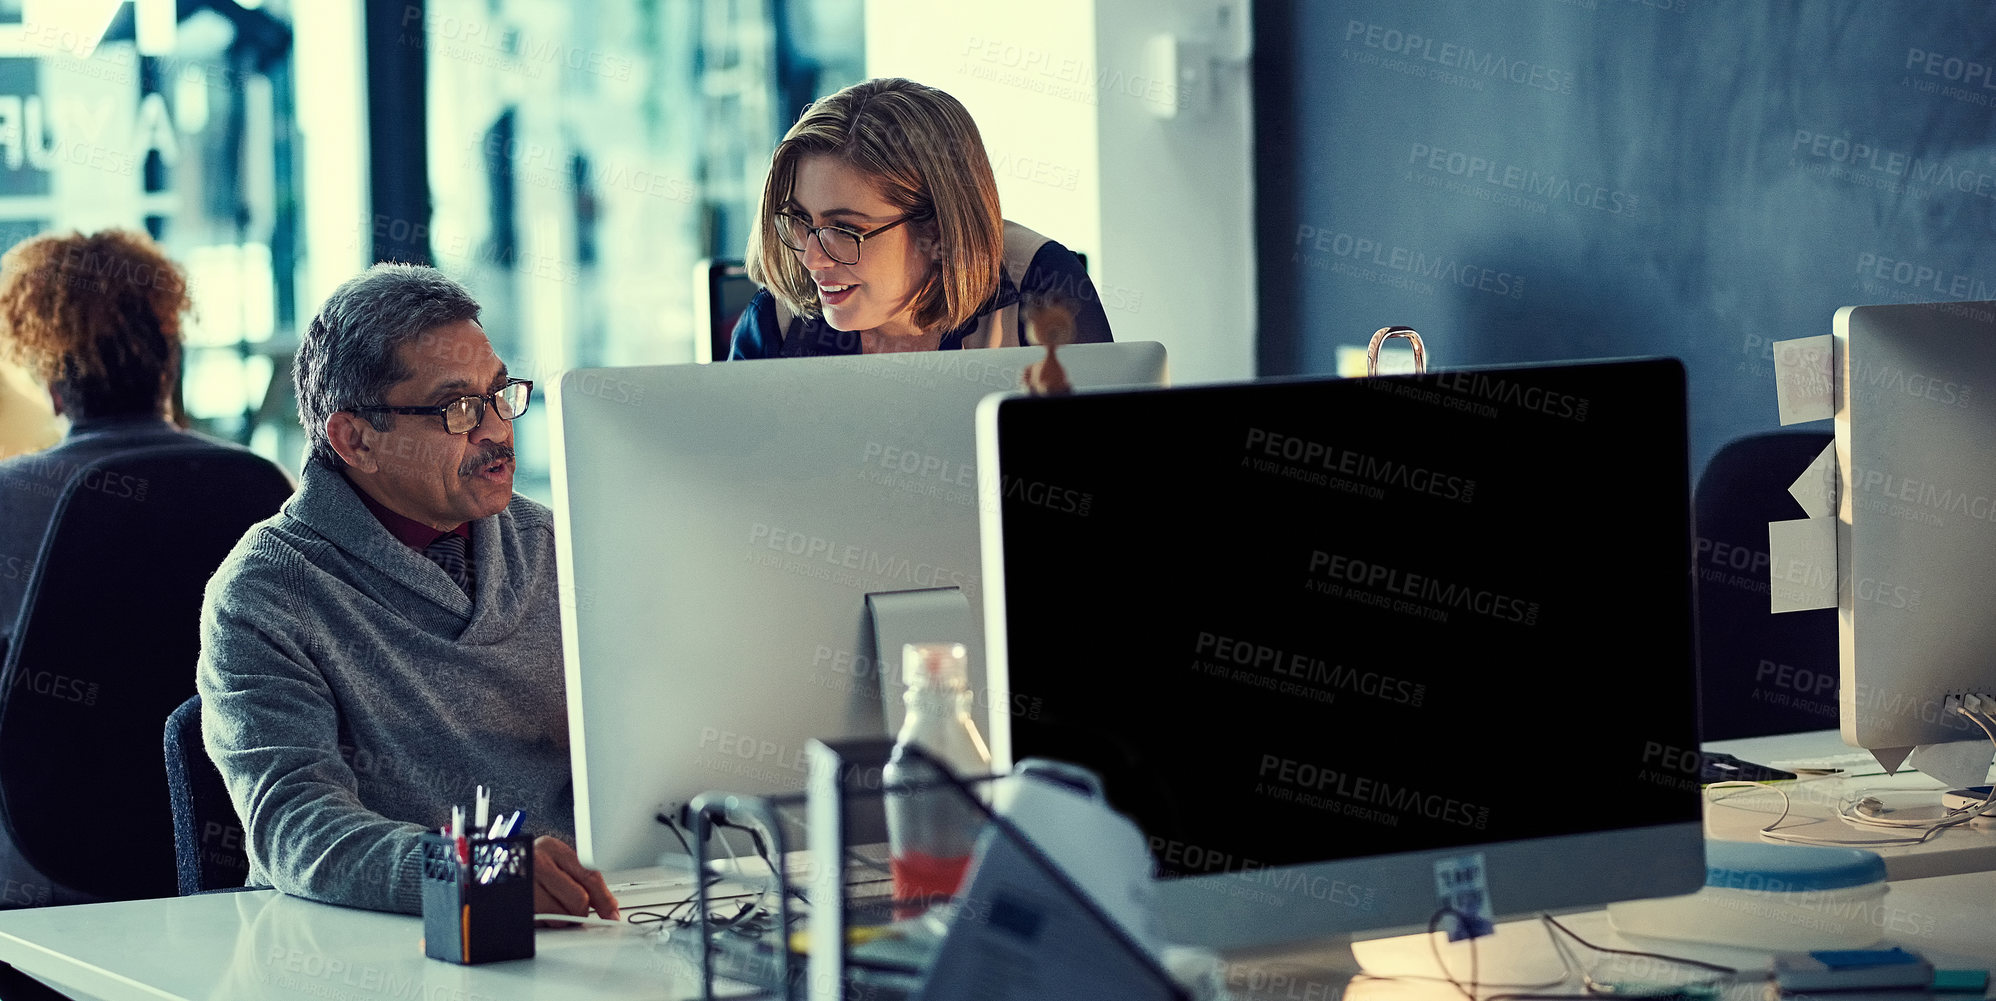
xmin=420 ymin=832 xmax=535 ymax=965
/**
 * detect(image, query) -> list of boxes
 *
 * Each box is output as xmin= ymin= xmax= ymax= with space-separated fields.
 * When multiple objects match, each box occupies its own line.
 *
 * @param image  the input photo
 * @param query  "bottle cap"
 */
xmin=903 ymin=642 xmax=968 ymax=687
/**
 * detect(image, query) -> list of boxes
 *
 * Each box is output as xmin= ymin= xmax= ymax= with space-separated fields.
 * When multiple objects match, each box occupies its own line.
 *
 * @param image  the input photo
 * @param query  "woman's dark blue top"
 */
xmin=728 ymin=238 xmax=1114 ymax=359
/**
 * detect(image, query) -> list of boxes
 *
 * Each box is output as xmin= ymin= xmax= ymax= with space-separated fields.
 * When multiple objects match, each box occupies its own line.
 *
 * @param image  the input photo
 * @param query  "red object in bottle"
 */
xmin=884 ymin=643 xmax=990 ymax=919
xmin=889 ymin=849 xmax=971 ymax=919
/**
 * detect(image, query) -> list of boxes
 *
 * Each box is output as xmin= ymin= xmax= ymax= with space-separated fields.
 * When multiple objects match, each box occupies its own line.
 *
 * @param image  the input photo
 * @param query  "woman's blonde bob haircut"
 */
xmin=747 ymin=78 xmax=1004 ymax=335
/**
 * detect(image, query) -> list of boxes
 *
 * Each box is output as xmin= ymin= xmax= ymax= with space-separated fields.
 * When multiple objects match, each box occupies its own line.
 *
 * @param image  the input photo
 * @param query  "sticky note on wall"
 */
xmin=1787 ymin=442 xmax=1837 ymax=519
xmin=1773 ymin=335 xmax=1834 ymax=425
xmin=1768 ymin=517 xmax=1837 ymax=612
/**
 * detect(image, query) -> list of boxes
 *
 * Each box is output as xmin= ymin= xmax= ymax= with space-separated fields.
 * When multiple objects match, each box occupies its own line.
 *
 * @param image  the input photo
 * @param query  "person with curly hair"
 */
xmin=0 ymin=228 xmax=290 ymax=804
xmin=0 ymin=228 xmax=192 ymax=424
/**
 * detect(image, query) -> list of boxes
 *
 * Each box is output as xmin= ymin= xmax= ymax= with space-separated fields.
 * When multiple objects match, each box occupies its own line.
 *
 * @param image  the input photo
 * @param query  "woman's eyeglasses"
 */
xmin=772 ymin=211 xmax=928 ymax=266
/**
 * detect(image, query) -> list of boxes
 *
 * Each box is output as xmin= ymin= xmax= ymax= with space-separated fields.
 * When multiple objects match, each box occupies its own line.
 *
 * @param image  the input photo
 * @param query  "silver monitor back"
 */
xmin=549 ymin=343 xmax=1168 ymax=872
xmin=1835 ymin=302 xmax=1996 ymax=755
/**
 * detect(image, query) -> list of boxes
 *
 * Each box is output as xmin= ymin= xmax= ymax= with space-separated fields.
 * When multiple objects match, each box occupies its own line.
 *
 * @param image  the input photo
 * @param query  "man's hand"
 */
xmin=531 ymin=835 xmax=620 ymax=922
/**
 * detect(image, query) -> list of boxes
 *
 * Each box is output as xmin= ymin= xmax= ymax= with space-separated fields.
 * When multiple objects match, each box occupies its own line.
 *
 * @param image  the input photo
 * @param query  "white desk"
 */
xmin=1 ymin=874 xmax=1989 ymax=1001
xmin=1704 ymin=730 xmax=1996 ymax=880
xmin=0 ymin=889 xmax=697 ymax=1001
xmin=2 ymin=730 xmax=1991 ymax=1001
xmin=1223 ymin=870 xmax=1996 ymax=1001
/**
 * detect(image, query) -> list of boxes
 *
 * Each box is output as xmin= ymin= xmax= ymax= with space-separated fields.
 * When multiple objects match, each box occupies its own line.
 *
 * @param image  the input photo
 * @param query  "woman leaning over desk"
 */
xmin=728 ymin=77 xmax=1114 ymax=359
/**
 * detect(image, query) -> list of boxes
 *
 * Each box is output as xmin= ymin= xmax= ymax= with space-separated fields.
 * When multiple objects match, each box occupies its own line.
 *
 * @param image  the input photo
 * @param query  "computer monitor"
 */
xmin=694 ymin=259 xmax=760 ymax=363
xmin=977 ymin=358 xmax=1707 ymax=951
xmin=1834 ymin=302 xmax=1996 ymax=765
xmin=548 ymin=342 xmax=1169 ymax=873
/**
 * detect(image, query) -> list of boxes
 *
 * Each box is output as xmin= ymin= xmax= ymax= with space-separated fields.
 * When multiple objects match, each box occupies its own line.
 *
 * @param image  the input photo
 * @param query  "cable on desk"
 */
xmin=1704 ymin=781 xmax=1946 ymax=848
xmin=1839 ymin=705 xmax=1996 ymax=830
xmin=623 ymin=872 xmax=725 ymax=930
xmin=654 ymin=808 xmax=697 ymax=857
xmin=626 ymin=811 xmax=781 ymax=937
xmin=1540 ymin=912 xmax=1735 ymax=994
xmin=1354 ymin=909 xmax=1737 ymax=1001
xmin=1706 ymin=703 xmax=1996 ymax=848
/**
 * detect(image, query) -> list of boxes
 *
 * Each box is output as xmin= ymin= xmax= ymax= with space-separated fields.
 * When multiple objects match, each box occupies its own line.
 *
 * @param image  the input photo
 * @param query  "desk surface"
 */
xmin=0 ymin=873 xmax=1990 ymax=1001
xmin=1 ymin=729 xmax=1989 ymax=1001
xmin=0 ymin=889 xmax=694 ymax=1001
xmin=1705 ymin=730 xmax=1996 ymax=880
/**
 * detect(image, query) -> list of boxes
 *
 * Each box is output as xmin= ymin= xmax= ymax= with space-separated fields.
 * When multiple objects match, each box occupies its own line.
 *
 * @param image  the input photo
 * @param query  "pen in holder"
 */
xmin=421 ymin=832 xmax=535 ymax=964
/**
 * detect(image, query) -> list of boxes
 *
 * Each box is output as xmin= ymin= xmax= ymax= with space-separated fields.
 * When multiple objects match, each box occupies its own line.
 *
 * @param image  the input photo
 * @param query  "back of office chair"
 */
xmin=1693 ymin=430 xmax=1838 ymax=740
xmin=164 ymin=694 xmax=249 ymax=894
xmin=0 ymin=442 xmax=291 ymax=903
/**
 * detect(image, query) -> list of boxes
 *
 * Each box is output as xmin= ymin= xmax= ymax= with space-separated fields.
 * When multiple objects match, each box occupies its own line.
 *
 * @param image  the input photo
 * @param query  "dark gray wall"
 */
xmin=1254 ymin=0 xmax=1996 ymax=476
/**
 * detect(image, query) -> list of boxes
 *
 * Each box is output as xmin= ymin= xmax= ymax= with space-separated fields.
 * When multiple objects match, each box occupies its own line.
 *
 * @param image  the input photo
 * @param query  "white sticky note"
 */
xmin=1774 ymin=335 xmax=1835 ymax=425
xmin=1768 ymin=516 xmax=1837 ymax=613
xmin=1786 ymin=441 xmax=1838 ymax=519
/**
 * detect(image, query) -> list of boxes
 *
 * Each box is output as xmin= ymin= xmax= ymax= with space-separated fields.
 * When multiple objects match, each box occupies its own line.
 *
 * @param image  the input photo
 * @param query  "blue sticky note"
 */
xmin=1432 ymin=853 xmax=1495 ymax=943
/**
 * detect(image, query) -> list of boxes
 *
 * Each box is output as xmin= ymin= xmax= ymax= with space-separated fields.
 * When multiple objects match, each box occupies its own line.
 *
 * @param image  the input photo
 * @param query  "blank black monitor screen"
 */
xmin=708 ymin=263 xmax=758 ymax=362
xmin=981 ymin=358 xmax=1704 ymax=943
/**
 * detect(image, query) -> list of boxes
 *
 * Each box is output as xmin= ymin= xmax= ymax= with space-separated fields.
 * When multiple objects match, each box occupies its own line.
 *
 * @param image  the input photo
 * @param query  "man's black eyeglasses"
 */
xmin=351 ymin=379 xmax=533 ymax=435
xmin=773 ymin=211 xmax=930 ymax=266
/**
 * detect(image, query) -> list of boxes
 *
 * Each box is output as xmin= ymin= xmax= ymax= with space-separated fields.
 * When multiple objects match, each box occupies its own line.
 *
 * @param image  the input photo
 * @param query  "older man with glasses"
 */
xmin=197 ymin=263 xmax=619 ymax=920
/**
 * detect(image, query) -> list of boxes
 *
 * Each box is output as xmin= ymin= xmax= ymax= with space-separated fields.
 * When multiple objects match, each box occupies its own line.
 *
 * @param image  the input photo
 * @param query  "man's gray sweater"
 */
xmin=197 ymin=461 xmax=573 ymax=913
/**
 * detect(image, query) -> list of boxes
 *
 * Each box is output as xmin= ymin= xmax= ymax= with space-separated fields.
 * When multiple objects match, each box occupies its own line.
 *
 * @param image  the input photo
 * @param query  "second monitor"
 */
xmin=548 ymin=342 xmax=1168 ymax=872
xmin=978 ymin=357 xmax=1707 ymax=950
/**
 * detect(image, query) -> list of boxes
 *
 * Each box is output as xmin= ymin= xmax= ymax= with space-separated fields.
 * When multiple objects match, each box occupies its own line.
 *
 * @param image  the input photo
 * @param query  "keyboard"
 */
xmin=607 ymin=843 xmax=893 ymax=911
xmin=1771 ymin=750 xmax=1893 ymax=774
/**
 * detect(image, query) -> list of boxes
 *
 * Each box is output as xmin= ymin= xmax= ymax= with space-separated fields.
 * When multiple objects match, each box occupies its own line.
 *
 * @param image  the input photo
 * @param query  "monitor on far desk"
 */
xmin=693 ymin=260 xmax=759 ymax=364
xmin=547 ymin=342 xmax=1168 ymax=874
xmin=1834 ymin=302 xmax=1996 ymax=784
xmin=978 ymin=357 xmax=1708 ymax=954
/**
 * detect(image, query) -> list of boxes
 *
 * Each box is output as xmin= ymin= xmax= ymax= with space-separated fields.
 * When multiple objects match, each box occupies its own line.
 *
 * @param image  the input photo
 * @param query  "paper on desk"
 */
xmin=1908 ymin=740 xmax=1996 ymax=790
xmin=1768 ymin=517 xmax=1837 ymax=613
xmin=1787 ymin=441 xmax=1838 ymax=519
xmin=1774 ymin=334 xmax=1835 ymax=425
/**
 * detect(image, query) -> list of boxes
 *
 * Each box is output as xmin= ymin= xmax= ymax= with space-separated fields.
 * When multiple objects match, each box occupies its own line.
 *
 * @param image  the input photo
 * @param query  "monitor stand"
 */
xmin=866 ymin=587 xmax=974 ymax=738
xmin=1214 ymin=938 xmax=1367 ymax=1000
xmin=1216 ymin=922 xmax=1567 ymax=1001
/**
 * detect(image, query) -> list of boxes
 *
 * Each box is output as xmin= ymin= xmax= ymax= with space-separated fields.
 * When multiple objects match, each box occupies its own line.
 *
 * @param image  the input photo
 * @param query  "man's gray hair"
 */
xmin=295 ymin=263 xmax=483 ymax=470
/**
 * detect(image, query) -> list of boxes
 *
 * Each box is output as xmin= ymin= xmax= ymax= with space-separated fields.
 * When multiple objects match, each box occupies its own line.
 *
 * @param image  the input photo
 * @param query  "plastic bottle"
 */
xmin=882 ymin=642 xmax=991 ymax=919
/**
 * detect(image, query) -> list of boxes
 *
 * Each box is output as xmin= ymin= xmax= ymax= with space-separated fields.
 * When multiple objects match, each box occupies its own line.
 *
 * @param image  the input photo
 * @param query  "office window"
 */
xmin=0 ymin=0 xmax=299 ymax=459
xmin=421 ymin=0 xmax=862 ymax=501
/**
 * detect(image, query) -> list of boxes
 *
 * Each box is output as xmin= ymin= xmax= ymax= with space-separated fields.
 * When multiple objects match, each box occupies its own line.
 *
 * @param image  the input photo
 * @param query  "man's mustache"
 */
xmin=459 ymin=443 xmax=515 ymax=477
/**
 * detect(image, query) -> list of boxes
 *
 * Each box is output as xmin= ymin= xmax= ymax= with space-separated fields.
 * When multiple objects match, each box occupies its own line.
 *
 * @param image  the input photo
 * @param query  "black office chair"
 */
xmin=0 ymin=442 xmax=291 ymax=903
xmin=164 ymin=694 xmax=251 ymax=894
xmin=1694 ymin=430 xmax=1838 ymax=740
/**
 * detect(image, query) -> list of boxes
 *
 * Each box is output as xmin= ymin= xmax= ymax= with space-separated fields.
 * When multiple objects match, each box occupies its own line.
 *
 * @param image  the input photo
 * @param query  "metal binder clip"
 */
xmin=1366 ymin=326 xmax=1428 ymax=376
